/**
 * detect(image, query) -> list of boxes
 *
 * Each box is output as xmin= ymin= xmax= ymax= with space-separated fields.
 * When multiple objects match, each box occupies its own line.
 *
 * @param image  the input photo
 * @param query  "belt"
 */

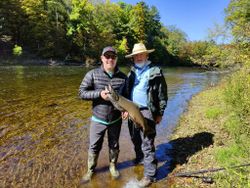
xmin=139 ymin=107 xmax=148 ymax=110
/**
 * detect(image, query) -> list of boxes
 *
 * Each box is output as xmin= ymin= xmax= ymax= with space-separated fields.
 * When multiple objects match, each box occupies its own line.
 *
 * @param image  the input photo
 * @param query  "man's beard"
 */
xmin=135 ymin=60 xmax=147 ymax=68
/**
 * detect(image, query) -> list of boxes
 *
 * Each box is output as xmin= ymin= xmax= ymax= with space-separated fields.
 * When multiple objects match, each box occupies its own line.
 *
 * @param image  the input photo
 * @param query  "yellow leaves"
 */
xmin=69 ymin=12 xmax=80 ymax=20
xmin=116 ymin=37 xmax=128 ymax=54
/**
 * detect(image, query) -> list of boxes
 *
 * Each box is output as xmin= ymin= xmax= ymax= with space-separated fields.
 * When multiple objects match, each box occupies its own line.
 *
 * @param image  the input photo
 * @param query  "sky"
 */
xmin=111 ymin=0 xmax=231 ymax=41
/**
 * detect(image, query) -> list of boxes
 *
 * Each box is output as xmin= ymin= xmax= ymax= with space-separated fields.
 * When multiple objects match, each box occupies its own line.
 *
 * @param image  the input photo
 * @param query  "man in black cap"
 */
xmin=79 ymin=46 xmax=127 ymax=183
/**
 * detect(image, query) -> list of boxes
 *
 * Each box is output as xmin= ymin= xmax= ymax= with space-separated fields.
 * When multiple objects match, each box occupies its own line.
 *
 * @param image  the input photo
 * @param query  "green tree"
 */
xmin=114 ymin=2 xmax=133 ymax=42
xmin=21 ymin=0 xmax=70 ymax=57
xmin=226 ymin=0 xmax=250 ymax=42
xmin=0 ymin=0 xmax=27 ymax=47
xmin=225 ymin=0 xmax=250 ymax=63
xmin=128 ymin=2 xmax=161 ymax=45
xmin=164 ymin=25 xmax=187 ymax=57
xmin=67 ymin=0 xmax=100 ymax=61
xmin=92 ymin=1 xmax=120 ymax=55
xmin=187 ymin=41 xmax=210 ymax=66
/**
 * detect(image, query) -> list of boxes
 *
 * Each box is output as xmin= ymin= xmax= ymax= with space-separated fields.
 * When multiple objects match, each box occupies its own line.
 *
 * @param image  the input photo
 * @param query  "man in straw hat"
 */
xmin=124 ymin=42 xmax=168 ymax=187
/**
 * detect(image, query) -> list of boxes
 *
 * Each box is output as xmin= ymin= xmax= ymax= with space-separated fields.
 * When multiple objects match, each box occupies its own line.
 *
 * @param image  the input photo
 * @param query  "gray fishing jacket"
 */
xmin=126 ymin=63 xmax=168 ymax=118
xmin=79 ymin=65 xmax=127 ymax=123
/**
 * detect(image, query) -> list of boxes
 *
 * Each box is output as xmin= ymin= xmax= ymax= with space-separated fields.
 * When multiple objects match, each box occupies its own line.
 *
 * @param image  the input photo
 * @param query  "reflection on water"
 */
xmin=0 ymin=66 xmax=225 ymax=187
xmin=158 ymin=68 xmax=223 ymax=138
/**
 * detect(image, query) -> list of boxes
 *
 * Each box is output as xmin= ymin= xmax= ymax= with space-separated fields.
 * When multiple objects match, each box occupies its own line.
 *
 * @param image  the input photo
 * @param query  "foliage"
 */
xmin=115 ymin=37 xmax=128 ymax=63
xmin=0 ymin=0 xmax=247 ymax=67
xmin=21 ymin=0 xmax=70 ymax=57
xmin=0 ymin=0 xmax=27 ymax=44
xmin=180 ymin=41 xmax=239 ymax=67
xmin=214 ymin=62 xmax=250 ymax=187
xmin=67 ymin=0 xmax=96 ymax=59
xmin=128 ymin=2 xmax=161 ymax=44
xmin=223 ymin=66 xmax=250 ymax=126
xmin=225 ymin=0 xmax=250 ymax=43
xmin=12 ymin=44 xmax=22 ymax=56
xmin=225 ymin=0 xmax=250 ymax=64
xmin=164 ymin=25 xmax=187 ymax=57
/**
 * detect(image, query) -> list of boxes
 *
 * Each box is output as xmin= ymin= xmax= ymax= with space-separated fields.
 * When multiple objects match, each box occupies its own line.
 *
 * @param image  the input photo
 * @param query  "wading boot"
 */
xmin=109 ymin=149 xmax=120 ymax=179
xmin=81 ymin=153 xmax=98 ymax=184
xmin=133 ymin=157 xmax=144 ymax=165
xmin=138 ymin=176 xmax=153 ymax=187
xmin=133 ymin=149 xmax=144 ymax=165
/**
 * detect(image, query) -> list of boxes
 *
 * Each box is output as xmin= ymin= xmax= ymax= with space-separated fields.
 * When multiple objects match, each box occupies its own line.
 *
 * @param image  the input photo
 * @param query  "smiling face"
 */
xmin=101 ymin=52 xmax=117 ymax=73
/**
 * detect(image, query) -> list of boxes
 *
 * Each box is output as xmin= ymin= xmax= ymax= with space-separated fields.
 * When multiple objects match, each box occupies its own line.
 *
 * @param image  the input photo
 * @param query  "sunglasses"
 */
xmin=104 ymin=54 xmax=117 ymax=60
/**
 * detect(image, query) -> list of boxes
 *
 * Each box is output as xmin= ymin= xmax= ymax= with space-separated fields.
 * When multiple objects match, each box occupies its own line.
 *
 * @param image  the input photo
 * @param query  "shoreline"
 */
xmin=0 ymin=56 xmax=222 ymax=71
xmin=163 ymin=79 xmax=232 ymax=187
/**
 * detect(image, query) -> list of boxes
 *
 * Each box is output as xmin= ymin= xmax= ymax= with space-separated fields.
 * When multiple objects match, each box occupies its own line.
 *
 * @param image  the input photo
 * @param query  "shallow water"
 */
xmin=0 ymin=65 xmax=224 ymax=187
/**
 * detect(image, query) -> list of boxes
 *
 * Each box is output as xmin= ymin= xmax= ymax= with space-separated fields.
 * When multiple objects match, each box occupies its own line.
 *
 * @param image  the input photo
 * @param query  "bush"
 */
xmin=13 ymin=44 xmax=22 ymax=56
xmin=224 ymin=67 xmax=250 ymax=127
xmin=215 ymin=65 xmax=250 ymax=187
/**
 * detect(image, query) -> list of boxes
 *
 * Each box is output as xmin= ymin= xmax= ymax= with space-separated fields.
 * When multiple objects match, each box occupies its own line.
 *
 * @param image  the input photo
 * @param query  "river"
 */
xmin=0 ymin=65 xmax=224 ymax=187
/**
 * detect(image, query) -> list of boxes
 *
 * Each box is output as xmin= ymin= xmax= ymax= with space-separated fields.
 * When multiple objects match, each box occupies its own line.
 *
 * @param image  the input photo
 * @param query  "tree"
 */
xmin=225 ymin=0 xmax=250 ymax=63
xmin=207 ymin=22 xmax=232 ymax=44
xmin=164 ymin=25 xmax=187 ymax=57
xmin=21 ymin=0 xmax=70 ymax=57
xmin=68 ymin=0 xmax=114 ymax=62
xmin=128 ymin=2 xmax=161 ymax=46
xmin=225 ymin=0 xmax=250 ymax=42
xmin=0 ymin=0 xmax=27 ymax=47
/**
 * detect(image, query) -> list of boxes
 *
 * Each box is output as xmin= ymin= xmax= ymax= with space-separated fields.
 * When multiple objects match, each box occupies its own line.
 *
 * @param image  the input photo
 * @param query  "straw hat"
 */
xmin=125 ymin=43 xmax=155 ymax=58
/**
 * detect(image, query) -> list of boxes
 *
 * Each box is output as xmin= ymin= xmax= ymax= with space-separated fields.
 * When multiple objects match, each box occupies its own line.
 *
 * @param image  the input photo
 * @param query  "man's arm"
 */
xmin=79 ymin=70 xmax=102 ymax=100
xmin=158 ymin=70 xmax=168 ymax=116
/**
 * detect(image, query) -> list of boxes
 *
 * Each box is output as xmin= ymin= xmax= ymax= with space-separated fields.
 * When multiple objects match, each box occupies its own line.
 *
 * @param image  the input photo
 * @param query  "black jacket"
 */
xmin=79 ymin=65 xmax=127 ymax=122
xmin=126 ymin=63 xmax=168 ymax=118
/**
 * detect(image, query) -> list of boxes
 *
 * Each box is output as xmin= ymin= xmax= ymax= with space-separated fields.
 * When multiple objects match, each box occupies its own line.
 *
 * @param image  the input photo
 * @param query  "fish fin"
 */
xmin=108 ymin=84 xmax=113 ymax=92
xmin=105 ymin=85 xmax=108 ymax=91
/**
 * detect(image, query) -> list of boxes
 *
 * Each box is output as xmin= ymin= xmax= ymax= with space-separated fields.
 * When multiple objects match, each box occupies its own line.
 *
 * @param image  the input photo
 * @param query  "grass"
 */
xmin=214 ymin=66 xmax=250 ymax=187
xmin=205 ymin=108 xmax=222 ymax=119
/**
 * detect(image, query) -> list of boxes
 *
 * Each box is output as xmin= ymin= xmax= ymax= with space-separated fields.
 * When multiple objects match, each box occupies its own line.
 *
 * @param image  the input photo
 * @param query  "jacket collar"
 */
xmin=100 ymin=64 xmax=120 ymax=75
xmin=131 ymin=60 xmax=152 ymax=72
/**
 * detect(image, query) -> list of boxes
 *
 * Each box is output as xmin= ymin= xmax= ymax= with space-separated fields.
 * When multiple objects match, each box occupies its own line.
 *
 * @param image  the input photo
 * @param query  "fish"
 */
xmin=106 ymin=84 xmax=155 ymax=136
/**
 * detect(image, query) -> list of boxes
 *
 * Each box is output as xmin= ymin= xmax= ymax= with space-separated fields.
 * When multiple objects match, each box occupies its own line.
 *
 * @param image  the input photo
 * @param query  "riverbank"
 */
xmin=0 ymin=56 xmax=221 ymax=71
xmin=0 ymin=56 xmax=84 ymax=66
xmin=165 ymin=68 xmax=250 ymax=187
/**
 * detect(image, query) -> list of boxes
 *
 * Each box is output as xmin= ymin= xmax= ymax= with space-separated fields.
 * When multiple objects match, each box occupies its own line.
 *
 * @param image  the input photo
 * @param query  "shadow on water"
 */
xmin=155 ymin=132 xmax=214 ymax=181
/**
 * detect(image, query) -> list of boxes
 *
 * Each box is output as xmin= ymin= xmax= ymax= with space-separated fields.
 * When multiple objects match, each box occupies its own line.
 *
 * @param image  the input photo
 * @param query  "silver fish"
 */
xmin=106 ymin=84 xmax=155 ymax=135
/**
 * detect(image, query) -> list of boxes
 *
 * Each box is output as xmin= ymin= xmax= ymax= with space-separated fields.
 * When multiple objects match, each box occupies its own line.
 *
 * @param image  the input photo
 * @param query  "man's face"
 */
xmin=133 ymin=53 xmax=148 ymax=64
xmin=101 ymin=52 xmax=117 ymax=72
